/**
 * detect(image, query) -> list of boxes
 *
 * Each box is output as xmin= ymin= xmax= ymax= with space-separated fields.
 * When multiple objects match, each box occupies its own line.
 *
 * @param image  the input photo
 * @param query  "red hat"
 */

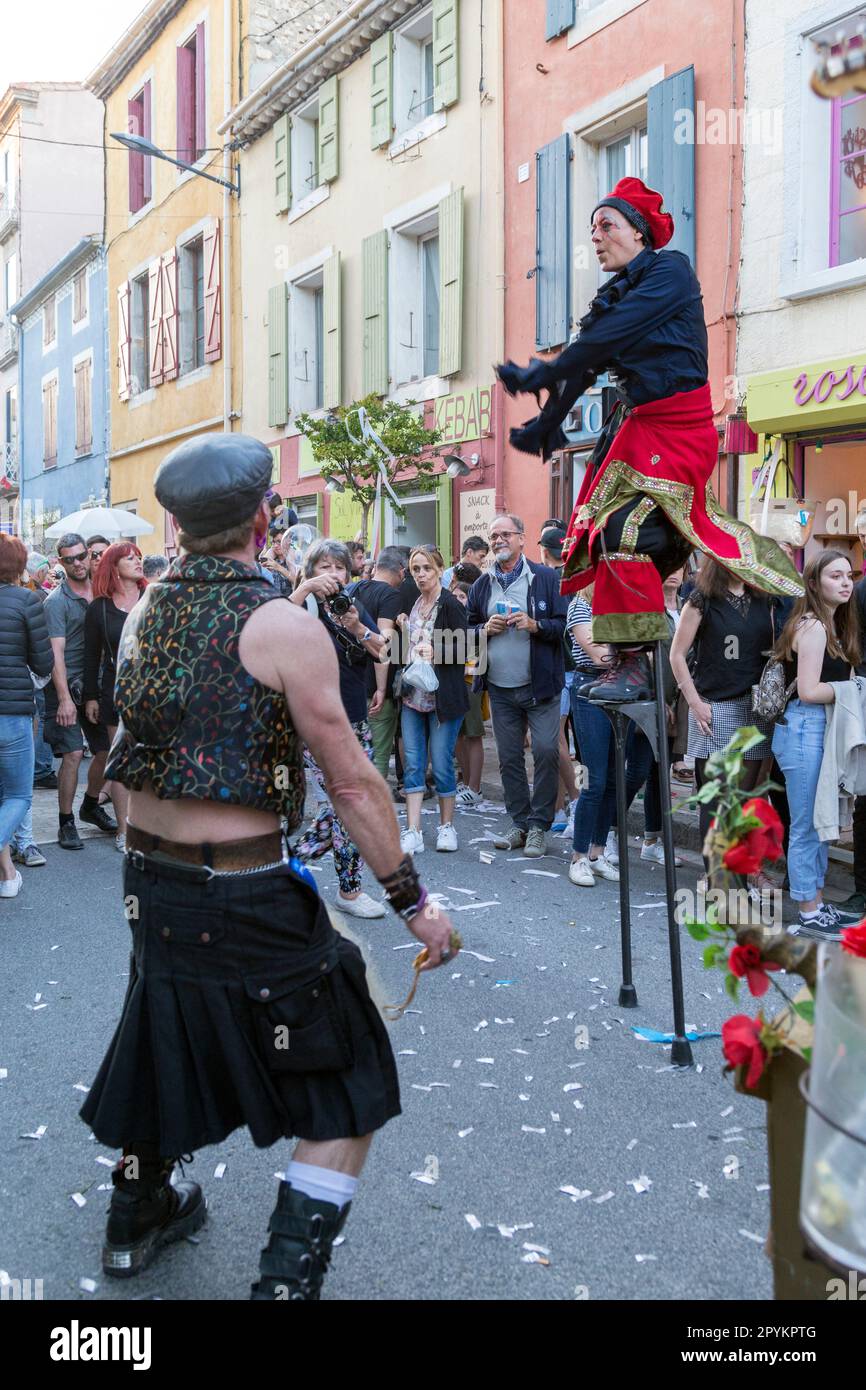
xmin=592 ymin=177 xmax=675 ymax=249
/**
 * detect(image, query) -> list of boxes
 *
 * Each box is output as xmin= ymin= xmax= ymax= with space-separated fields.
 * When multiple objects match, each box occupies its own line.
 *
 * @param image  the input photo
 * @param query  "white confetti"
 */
xmin=550 ymin=1113 xmax=560 ymax=1123
xmin=594 ymin=1191 xmax=615 ymax=1204
xmin=563 ymin=1082 xmax=583 ymax=1093
xmin=79 ymin=1277 xmax=98 ymax=1293
xmin=672 ymin=1121 xmax=697 ymax=1130
xmin=511 ymin=1048 xmax=529 ymax=1055
xmin=20 ymin=1125 xmax=47 ymax=1140
xmin=521 ymin=1126 xmax=546 ymax=1134
xmin=755 ymin=1183 xmax=770 ymax=1192
xmin=572 ymin=1098 xmax=584 ymax=1111
xmin=479 ymin=1082 xmax=499 ymax=1089
xmin=691 ymin=1181 xmax=710 ymax=1199
xmin=559 ymin=1186 xmax=592 ymax=1202
xmin=465 ymin=1214 xmax=481 ymax=1230
xmin=0 ymin=1069 xmax=7 ymax=1080
xmin=410 ymin=1172 xmax=438 ymax=1186
xmin=333 ymin=1235 xmax=346 ymax=1247
xmin=521 ymin=1250 xmax=550 ymax=1265
xmin=452 ymin=1059 xmax=462 ymax=1068
xmin=635 ymin=1253 xmax=658 ymax=1263
xmin=477 ymin=1058 xmax=495 ymax=1065
xmin=522 ymin=1242 xmax=550 ymax=1255
xmin=543 ymin=1017 xmax=559 ymax=1026
xmin=214 ymin=1163 xmax=227 ymax=1179
xmin=26 ymin=1004 xmax=48 ymax=1012
xmin=94 ymin=1156 xmax=114 ymax=1168
xmin=626 ymin=1139 xmax=638 ymax=1151
xmin=458 ymin=1127 xmax=474 ymax=1139
xmin=494 ymin=1018 xmax=514 ymax=1025
xmin=518 ymin=1094 xmax=530 ymax=1101
xmin=397 ymin=1049 xmax=417 ymax=1056
xmin=720 ymin=1105 xmax=734 ymax=1118
xmin=522 ymin=869 xmax=560 ymax=878
xmin=461 ymin=948 xmax=495 ymax=959
xmin=73 ymin=1083 xmax=90 ymax=1093
xmin=411 ymin=1084 xmax=433 ymax=1092
xmin=71 ymin=1193 xmax=87 ymax=1209
xmin=628 ymin=1175 xmax=652 ymax=1195
xmin=392 ymin=943 xmax=416 ymax=951
xmin=739 ymin=1229 xmax=765 ymax=1245
xmin=51 ymin=944 xmax=61 ymax=950
xmin=473 ymin=1020 xmax=489 ymax=1032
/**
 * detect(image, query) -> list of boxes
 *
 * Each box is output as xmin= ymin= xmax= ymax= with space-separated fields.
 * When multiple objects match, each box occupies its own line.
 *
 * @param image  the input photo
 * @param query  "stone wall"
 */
xmin=246 ymin=0 xmax=358 ymax=94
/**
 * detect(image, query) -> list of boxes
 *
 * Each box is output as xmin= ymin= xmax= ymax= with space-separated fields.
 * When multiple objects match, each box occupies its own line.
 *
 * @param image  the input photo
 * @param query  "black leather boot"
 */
xmin=250 ymin=1182 xmax=350 ymax=1301
xmin=103 ymin=1149 xmax=207 ymax=1278
xmin=586 ymin=649 xmax=653 ymax=704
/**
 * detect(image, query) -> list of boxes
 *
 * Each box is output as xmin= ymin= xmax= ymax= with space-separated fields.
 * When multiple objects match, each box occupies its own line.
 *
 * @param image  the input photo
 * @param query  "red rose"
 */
xmin=722 ymin=798 xmax=784 ymax=875
xmin=841 ymin=920 xmax=866 ymax=960
xmin=722 ymin=1014 xmax=768 ymax=1089
xmin=728 ymin=943 xmax=781 ymax=998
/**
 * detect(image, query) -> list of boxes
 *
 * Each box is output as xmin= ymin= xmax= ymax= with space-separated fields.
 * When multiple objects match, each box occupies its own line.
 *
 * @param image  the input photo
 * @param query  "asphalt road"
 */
xmin=0 ymin=797 xmax=773 ymax=1302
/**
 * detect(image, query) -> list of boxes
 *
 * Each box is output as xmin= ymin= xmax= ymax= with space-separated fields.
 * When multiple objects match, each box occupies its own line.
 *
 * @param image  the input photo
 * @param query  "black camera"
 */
xmin=325 ymin=588 xmax=354 ymax=617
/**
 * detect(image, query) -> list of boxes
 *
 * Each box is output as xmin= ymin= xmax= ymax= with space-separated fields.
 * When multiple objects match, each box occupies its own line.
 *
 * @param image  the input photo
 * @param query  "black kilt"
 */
xmin=80 ymin=858 xmax=401 ymax=1154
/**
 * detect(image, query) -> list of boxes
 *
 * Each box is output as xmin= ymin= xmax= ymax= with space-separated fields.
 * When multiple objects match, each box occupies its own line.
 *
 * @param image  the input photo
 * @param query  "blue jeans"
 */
xmin=0 ymin=716 xmax=35 ymax=849
xmin=772 ymin=700 xmax=827 ymax=903
xmin=401 ymin=705 xmax=463 ymax=796
xmin=33 ymin=687 xmax=54 ymax=781
xmin=570 ymin=693 xmax=619 ymax=854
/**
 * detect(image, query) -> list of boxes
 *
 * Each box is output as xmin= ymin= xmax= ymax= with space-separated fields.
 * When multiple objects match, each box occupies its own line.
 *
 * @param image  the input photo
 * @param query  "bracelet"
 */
xmin=379 ymin=853 xmax=424 ymax=917
xmin=394 ymin=885 xmax=428 ymax=923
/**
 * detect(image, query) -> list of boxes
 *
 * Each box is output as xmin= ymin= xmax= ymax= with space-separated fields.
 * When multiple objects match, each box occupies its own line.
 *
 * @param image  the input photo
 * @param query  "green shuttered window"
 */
xmin=433 ymin=0 xmax=459 ymax=111
xmin=370 ymin=32 xmax=393 ymax=149
xmin=363 ymin=230 xmax=389 ymax=396
xmin=268 ymin=283 xmax=288 ymax=427
xmin=318 ymin=76 xmax=339 ymax=184
xmin=647 ymin=66 xmax=696 ymax=265
xmin=323 ymin=251 xmax=341 ymax=408
xmin=438 ymin=187 xmax=464 ymax=377
xmin=536 ymin=134 xmax=571 ymax=351
xmin=275 ymin=114 xmax=292 ymax=214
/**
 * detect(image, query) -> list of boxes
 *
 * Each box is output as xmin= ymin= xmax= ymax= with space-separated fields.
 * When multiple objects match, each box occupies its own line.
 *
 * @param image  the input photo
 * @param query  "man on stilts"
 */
xmin=79 ymin=434 xmax=455 ymax=1299
xmin=497 ymin=177 xmax=803 ymax=700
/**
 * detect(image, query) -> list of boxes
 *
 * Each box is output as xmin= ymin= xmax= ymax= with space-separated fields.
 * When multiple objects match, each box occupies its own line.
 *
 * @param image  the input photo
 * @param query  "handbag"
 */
xmin=749 ymin=439 xmax=817 ymax=548
xmin=751 ymin=655 xmax=797 ymax=723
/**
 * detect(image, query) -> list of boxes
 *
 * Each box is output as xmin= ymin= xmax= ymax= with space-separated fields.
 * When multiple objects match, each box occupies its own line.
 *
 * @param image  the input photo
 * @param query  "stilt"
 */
xmin=594 ymin=642 xmax=693 ymax=1066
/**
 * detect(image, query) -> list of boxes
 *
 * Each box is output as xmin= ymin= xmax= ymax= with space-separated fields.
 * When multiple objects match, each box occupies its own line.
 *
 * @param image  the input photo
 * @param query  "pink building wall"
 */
xmin=501 ymin=0 xmax=745 ymax=545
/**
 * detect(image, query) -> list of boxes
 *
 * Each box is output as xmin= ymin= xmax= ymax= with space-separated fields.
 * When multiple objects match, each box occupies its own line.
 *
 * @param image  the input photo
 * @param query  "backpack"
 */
xmin=751 ymin=656 xmax=797 ymax=723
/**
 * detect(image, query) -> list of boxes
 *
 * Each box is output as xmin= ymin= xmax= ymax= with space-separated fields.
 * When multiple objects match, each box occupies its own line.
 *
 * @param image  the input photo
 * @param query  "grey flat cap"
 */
xmin=154 ymin=433 xmax=274 ymax=537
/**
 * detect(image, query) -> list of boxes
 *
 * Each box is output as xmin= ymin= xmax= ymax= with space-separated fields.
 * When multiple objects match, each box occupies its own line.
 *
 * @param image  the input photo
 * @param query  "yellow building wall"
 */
xmin=104 ymin=0 xmax=238 ymax=551
xmin=237 ymin=3 xmax=505 ymax=453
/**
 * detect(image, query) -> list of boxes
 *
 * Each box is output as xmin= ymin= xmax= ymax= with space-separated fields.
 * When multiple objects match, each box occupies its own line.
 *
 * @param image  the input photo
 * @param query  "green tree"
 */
xmin=296 ymin=394 xmax=443 ymax=546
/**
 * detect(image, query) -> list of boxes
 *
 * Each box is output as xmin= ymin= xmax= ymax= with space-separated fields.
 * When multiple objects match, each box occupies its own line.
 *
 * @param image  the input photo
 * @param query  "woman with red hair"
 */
xmin=83 ymin=542 xmax=147 ymax=850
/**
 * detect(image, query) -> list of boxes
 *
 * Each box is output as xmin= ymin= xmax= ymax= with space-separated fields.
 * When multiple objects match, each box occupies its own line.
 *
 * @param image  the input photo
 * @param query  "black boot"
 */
xmin=103 ymin=1148 xmax=207 ymax=1278
xmin=586 ymin=649 xmax=653 ymax=704
xmin=250 ymin=1182 xmax=350 ymax=1301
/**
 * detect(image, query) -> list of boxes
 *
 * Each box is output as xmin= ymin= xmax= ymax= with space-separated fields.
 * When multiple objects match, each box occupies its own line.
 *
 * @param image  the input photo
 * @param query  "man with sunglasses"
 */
xmin=87 ymin=536 xmax=110 ymax=568
xmin=43 ymin=534 xmax=116 ymax=850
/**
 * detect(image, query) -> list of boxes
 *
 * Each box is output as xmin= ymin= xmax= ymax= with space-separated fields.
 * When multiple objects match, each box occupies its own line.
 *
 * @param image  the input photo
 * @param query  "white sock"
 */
xmin=800 ymin=907 xmax=820 ymax=920
xmin=285 ymin=1160 xmax=357 ymax=1210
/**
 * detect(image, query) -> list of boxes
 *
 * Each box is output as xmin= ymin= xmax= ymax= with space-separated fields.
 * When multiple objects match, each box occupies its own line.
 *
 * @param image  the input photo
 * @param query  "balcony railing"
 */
xmin=0 ymin=188 xmax=17 ymax=243
xmin=0 ymin=317 xmax=18 ymax=368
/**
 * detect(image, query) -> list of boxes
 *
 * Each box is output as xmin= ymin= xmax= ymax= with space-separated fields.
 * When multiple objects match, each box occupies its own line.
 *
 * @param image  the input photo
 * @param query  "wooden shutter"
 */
xmin=268 ymin=283 xmax=288 ymax=428
xmin=128 ymin=95 xmax=145 ymax=213
xmin=362 ymin=230 xmax=389 ymax=396
xmin=162 ymin=248 xmax=179 ymax=381
xmin=275 ymin=113 xmax=292 ymax=212
xmin=74 ymin=360 xmax=92 ymax=453
xmin=43 ymin=379 xmax=57 ymax=462
xmin=370 ymin=32 xmax=393 ymax=149
xmin=433 ymin=0 xmax=459 ymax=112
xmin=73 ymin=270 xmax=85 ymax=323
xmin=647 ymin=66 xmax=696 ymax=265
xmin=323 ymin=251 xmax=341 ymax=408
xmin=203 ymin=221 xmax=222 ymax=362
xmin=545 ymin=0 xmax=575 ymax=40
xmin=536 ymin=133 xmax=571 ymax=350
xmin=436 ymin=472 xmax=452 ymax=562
xmin=177 ymin=41 xmax=196 ymax=165
xmin=142 ymin=80 xmax=153 ymax=201
xmin=195 ymin=21 xmax=207 ymax=160
xmin=148 ymin=259 xmax=164 ymax=387
xmin=117 ymin=281 xmax=131 ymax=401
xmin=439 ymin=188 xmax=464 ymax=376
xmin=318 ymin=76 xmax=339 ymax=184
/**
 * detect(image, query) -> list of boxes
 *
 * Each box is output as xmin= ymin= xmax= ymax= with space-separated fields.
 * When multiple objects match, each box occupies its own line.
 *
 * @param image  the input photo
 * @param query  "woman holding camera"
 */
xmin=291 ymin=539 xmax=388 ymax=917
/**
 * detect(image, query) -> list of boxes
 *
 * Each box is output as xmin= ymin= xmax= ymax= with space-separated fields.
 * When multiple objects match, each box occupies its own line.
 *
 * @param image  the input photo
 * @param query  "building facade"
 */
xmin=10 ymin=238 xmax=108 ymax=538
xmin=0 ymin=82 xmax=104 ymax=522
xmin=224 ymin=0 xmax=506 ymax=557
xmin=501 ymin=0 xmax=747 ymax=546
xmin=87 ymin=0 xmax=244 ymax=555
xmin=739 ymin=0 xmax=866 ymax=572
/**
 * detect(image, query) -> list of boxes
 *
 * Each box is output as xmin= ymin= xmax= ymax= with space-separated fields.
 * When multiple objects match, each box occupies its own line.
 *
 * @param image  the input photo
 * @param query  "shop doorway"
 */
xmin=386 ymin=495 xmax=437 ymax=550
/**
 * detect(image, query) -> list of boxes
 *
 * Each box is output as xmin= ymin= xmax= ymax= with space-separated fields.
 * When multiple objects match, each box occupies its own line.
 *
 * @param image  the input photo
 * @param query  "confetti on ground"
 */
xmin=494 ymin=1017 xmax=514 ymax=1025
xmin=626 ymin=1139 xmax=638 ymax=1151
xmin=477 ymin=1058 xmax=495 ymax=1065
xmin=452 ymin=1059 xmax=462 ymax=1068
xmin=635 ymin=1254 xmax=658 ymax=1263
xmin=594 ymin=1191 xmax=615 ymax=1204
xmin=20 ymin=1125 xmax=47 ymax=1140
xmin=523 ymin=1242 xmax=550 ymax=1256
xmin=465 ymin=1214 xmax=481 ymax=1230
xmin=518 ymin=1093 xmax=530 ymax=1101
xmin=755 ymin=1183 xmax=770 ymax=1192
xmin=628 ymin=1175 xmax=653 ymax=1194
xmin=0 ymin=1069 xmax=7 ymax=1080
xmin=51 ymin=944 xmax=60 ymax=950
xmin=739 ymin=1229 xmax=765 ymax=1245
xmin=474 ymin=1020 xmax=488 ymax=1032
xmin=397 ymin=1050 xmax=417 ymax=1056
xmin=214 ymin=1163 xmax=227 ymax=1179
xmin=550 ymin=1112 xmax=560 ymax=1122
xmin=522 ymin=869 xmax=560 ymax=878
xmin=572 ymin=1099 xmax=584 ymax=1111
xmin=410 ymin=1171 xmax=438 ymax=1186
xmin=672 ymin=1121 xmax=697 ymax=1130
xmin=452 ymin=906 xmax=498 ymax=915
xmin=479 ymin=851 xmax=495 ymax=864
xmin=458 ymin=1128 xmax=474 ymax=1139
xmin=71 ymin=1193 xmax=87 ymax=1209
xmin=392 ymin=943 xmax=415 ymax=951
xmin=720 ymin=1105 xmax=734 ymax=1117
xmin=479 ymin=1082 xmax=499 ymax=1089
xmin=563 ymin=1082 xmax=582 ymax=1093
xmin=496 ymin=1223 xmax=533 ymax=1239
xmin=73 ymin=1083 xmax=89 ymax=1093
xmin=511 ymin=1048 xmax=529 ymax=1055
xmin=411 ymin=1084 xmax=433 ymax=1092
xmin=691 ymin=1181 xmax=710 ymax=1199
xmin=559 ymin=1186 xmax=592 ymax=1202
xmin=95 ymin=1156 xmax=113 ymax=1168
xmin=26 ymin=1003 xmax=48 ymax=1012
xmin=461 ymin=949 xmax=496 ymax=959
xmin=521 ymin=1251 xmax=551 ymax=1265
xmin=521 ymin=1126 xmax=546 ymax=1134
xmin=79 ymin=1278 xmax=98 ymax=1293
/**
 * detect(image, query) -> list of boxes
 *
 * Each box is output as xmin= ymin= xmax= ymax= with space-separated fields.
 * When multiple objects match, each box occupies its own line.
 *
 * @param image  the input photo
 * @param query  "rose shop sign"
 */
xmin=434 ymin=386 xmax=493 ymax=445
xmin=747 ymin=355 xmax=866 ymax=434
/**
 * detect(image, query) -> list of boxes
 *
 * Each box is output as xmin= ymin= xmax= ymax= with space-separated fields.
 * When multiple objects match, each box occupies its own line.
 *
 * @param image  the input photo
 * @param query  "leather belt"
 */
xmin=126 ymin=824 xmax=285 ymax=872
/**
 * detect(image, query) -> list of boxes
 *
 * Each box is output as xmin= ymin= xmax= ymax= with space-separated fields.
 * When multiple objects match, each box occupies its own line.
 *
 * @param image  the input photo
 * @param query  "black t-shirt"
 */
xmin=315 ymin=599 xmax=379 ymax=724
xmin=687 ymin=589 xmax=773 ymax=700
xmin=398 ymin=573 xmax=420 ymax=614
xmin=352 ymin=578 xmax=403 ymax=697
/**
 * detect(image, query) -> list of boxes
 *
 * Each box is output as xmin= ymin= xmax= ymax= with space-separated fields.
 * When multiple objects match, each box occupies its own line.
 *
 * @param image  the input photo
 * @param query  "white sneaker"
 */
xmin=436 ymin=823 xmax=458 ymax=852
xmin=455 ymin=786 xmax=482 ymax=809
xmin=400 ymin=827 xmax=425 ymax=855
xmin=569 ymin=856 xmax=595 ymax=887
xmin=640 ymin=839 xmax=683 ymax=868
xmin=115 ymin=833 xmax=127 ymax=854
xmin=337 ymin=891 xmax=386 ymax=919
xmin=590 ymin=853 xmax=620 ymax=882
xmin=604 ymin=829 xmax=619 ymax=865
xmin=0 ymin=870 xmax=23 ymax=899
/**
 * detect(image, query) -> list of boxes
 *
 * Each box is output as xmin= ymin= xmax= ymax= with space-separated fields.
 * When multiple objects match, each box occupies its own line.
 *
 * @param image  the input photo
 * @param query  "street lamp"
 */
xmin=445 ymin=452 xmax=480 ymax=479
xmin=110 ymin=132 xmax=240 ymax=194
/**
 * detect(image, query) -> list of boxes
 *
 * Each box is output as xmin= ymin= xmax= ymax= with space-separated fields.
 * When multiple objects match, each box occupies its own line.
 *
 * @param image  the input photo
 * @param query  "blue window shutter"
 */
xmin=535 ymin=134 xmax=571 ymax=351
xmin=545 ymin=0 xmax=575 ymax=41
xmin=647 ymin=65 xmax=695 ymax=265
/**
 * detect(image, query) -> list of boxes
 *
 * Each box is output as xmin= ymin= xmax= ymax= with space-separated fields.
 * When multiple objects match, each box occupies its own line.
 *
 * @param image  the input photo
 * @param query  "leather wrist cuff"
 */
xmin=379 ymin=854 xmax=423 ymax=915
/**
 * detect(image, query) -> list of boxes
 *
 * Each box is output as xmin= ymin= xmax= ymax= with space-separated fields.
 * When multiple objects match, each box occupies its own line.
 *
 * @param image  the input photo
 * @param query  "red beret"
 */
xmin=592 ymin=177 xmax=675 ymax=249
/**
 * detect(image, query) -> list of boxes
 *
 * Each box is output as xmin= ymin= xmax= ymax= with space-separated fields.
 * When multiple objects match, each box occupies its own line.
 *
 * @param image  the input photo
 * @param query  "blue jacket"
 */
xmin=467 ymin=559 xmax=568 ymax=703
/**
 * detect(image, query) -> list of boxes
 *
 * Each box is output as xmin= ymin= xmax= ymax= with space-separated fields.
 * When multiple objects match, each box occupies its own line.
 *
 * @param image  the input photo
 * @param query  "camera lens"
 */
xmin=327 ymin=589 xmax=352 ymax=617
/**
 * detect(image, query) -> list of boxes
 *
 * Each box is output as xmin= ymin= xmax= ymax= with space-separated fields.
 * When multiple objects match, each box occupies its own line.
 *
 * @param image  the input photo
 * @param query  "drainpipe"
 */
xmin=223 ymin=0 xmax=233 ymax=432
xmin=492 ymin=379 xmax=506 ymax=514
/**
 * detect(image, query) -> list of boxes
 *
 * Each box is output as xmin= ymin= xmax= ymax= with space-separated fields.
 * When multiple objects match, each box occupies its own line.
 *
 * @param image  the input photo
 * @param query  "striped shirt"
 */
xmin=566 ymin=595 xmax=602 ymax=673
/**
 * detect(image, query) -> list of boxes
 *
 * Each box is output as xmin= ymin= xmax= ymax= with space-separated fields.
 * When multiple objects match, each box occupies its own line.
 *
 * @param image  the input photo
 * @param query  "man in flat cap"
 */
xmin=80 ymin=432 xmax=455 ymax=1300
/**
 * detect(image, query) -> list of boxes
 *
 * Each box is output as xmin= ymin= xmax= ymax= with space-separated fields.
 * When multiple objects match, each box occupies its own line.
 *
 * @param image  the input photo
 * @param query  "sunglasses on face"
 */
xmin=90 ymin=550 xmax=107 ymax=560
xmin=60 ymin=553 xmax=88 ymax=565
